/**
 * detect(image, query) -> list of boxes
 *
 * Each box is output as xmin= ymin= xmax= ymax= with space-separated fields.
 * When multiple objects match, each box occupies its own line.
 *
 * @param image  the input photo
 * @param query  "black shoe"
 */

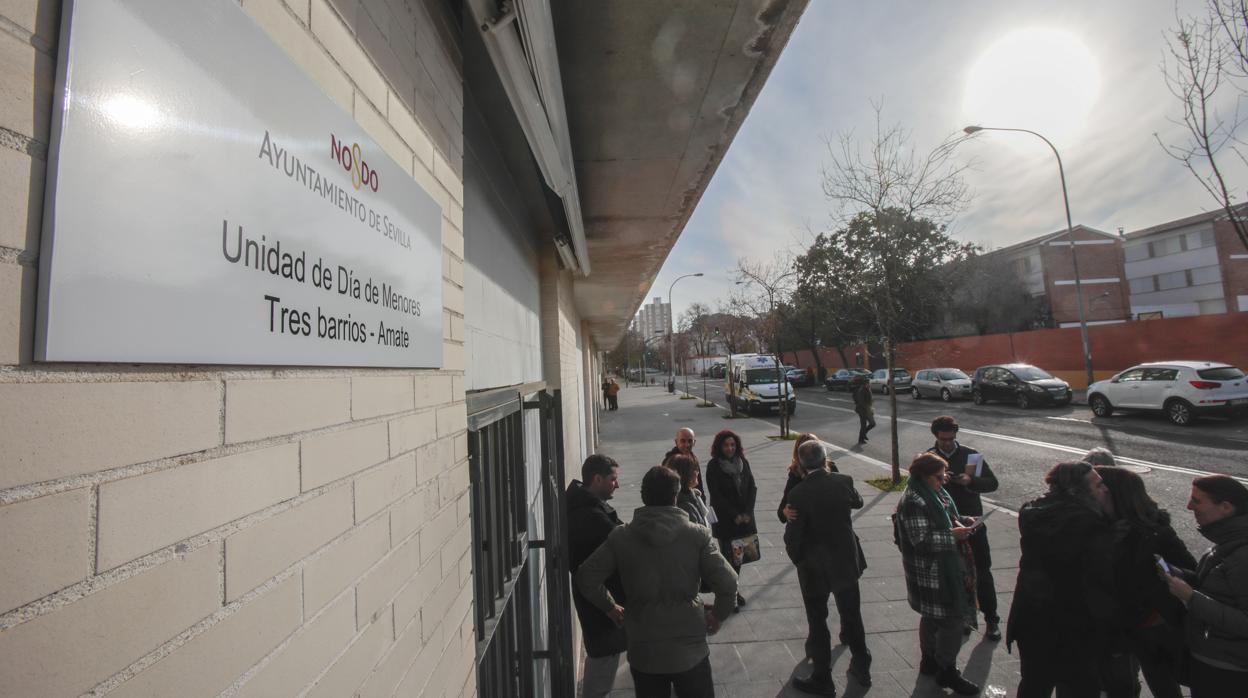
xmin=736 ymin=593 xmax=747 ymax=608
xmin=918 ymin=654 xmax=939 ymax=676
xmin=792 ymin=676 xmax=837 ymax=697
xmin=936 ymin=666 xmax=980 ymax=695
xmin=847 ymin=655 xmax=872 ymax=687
xmin=985 ymin=621 xmax=1001 ymax=641
xmin=837 ymin=632 xmax=849 ymax=646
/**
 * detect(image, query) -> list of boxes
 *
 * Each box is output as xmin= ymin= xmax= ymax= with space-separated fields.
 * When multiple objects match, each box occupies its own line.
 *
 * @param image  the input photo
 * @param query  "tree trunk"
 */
xmin=886 ymin=337 xmax=901 ymax=484
xmin=834 ymin=345 xmax=849 ymax=371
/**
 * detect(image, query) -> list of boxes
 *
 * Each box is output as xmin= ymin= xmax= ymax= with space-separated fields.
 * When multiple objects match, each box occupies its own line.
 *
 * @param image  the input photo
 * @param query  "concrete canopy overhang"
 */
xmin=553 ymin=0 xmax=809 ymax=350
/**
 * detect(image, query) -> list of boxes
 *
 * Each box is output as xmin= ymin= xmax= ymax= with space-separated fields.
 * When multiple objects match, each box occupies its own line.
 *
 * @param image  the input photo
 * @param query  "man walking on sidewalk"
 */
xmin=852 ymin=378 xmax=874 ymax=444
xmin=928 ymin=415 xmax=1002 ymax=640
xmin=785 ymin=440 xmax=871 ymax=696
xmin=567 ymin=455 xmax=626 ymax=697
xmin=576 ymin=466 xmax=738 ymax=698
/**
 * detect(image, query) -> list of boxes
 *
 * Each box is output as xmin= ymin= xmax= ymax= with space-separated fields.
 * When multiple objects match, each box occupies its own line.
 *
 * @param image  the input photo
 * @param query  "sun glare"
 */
xmin=962 ymin=28 xmax=1100 ymax=147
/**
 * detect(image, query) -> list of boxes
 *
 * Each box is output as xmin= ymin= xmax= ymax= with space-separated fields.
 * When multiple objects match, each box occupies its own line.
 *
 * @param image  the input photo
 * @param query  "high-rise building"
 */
xmin=632 ymin=296 xmax=672 ymax=339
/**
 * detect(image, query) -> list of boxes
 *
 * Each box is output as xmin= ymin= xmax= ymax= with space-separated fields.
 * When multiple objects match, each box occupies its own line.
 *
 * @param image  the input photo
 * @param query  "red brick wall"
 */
xmin=1040 ymin=231 xmax=1131 ymax=324
xmin=782 ymin=313 xmax=1248 ymax=389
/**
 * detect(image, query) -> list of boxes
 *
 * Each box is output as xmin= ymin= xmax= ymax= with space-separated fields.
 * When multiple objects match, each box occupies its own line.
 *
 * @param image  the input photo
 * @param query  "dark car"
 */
xmin=824 ymin=368 xmax=871 ymax=391
xmin=972 ymin=363 xmax=1072 ymax=408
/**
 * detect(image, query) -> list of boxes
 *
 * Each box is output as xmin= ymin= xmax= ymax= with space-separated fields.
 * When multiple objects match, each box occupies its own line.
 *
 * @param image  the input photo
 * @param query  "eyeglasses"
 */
xmin=937 ymin=427 xmax=959 ymax=435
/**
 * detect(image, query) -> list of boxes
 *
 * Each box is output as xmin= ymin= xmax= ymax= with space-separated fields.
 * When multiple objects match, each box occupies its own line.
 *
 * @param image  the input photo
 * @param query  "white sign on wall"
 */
xmin=36 ymin=0 xmax=443 ymax=367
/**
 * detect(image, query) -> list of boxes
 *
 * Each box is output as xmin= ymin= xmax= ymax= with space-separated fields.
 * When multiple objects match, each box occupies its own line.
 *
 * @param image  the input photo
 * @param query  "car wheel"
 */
xmin=941 ymin=388 xmax=952 ymax=402
xmin=1016 ymin=392 xmax=1031 ymax=409
xmin=912 ymin=387 xmax=921 ymax=400
xmin=880 ymin=385 xmax=890 ymax=395
xmin=1089 ymin=395 xmax=1113 ymax=417
xmin=826 ymin=384 xmax=832 ymax=392
xmin=972 ymin=390 xmax=985 ymax=405
xmin=1166 ymin=399 xmax=1196 ymax=426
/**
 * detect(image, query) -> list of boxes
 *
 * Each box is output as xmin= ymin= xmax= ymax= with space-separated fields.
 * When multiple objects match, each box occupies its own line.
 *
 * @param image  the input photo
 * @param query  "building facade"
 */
xmin=1124 ymin=207 xmax=1248 ymax=317
xmin=631 ymin=295 xmax=671 ymax=341
xmin=0 ymin=1 xmax=806 ymax=696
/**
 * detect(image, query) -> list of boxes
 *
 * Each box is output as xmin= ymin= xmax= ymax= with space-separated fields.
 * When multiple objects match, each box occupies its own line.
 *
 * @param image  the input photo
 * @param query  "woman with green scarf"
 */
xmin=894 ymin=453 xmax=981 ymax=695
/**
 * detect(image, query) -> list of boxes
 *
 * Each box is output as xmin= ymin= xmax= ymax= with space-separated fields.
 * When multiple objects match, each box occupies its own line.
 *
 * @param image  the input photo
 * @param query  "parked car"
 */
xmin=869 ymin=368 xmax=912 ymax=394
xmin=786 ymin=366 xmax=812 ymax=387
xmin=707 ymin=363 xmax=726 ymax=379
xmin=972 ymin=364 xmax=1071 ymax=408
xmin=911 ymin=368 xmax=973 ymax=401
xmin=825 ymin=368 xmax=871 ymax=391
xmin=1087 ymin=361 xmax=1248 ymax=425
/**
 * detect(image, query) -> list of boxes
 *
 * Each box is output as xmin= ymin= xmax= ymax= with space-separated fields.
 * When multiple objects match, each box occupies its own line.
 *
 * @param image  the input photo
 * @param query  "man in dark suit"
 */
xmin=785 ymin=440 xmax=871 ymax=696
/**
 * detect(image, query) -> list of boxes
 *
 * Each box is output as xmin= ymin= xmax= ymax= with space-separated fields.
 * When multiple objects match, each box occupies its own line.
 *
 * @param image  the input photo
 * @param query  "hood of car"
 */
xmin=1028 ymin=378 xmax=1069 ymax=389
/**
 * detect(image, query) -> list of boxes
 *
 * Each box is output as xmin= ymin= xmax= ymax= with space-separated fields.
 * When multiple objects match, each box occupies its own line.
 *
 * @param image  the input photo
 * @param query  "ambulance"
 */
xmin=725 ymin=353 xmax=797 ymax=415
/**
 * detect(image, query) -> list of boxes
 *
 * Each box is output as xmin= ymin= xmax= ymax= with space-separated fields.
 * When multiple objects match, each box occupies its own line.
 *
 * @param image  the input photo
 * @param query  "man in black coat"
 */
xmin=784 ymin=440 xmax=871 ymax=696
xmin=566 ymin=454 xmax=626 ymax=697
xmin=928 ymin=415 xmax=1002 ymax=640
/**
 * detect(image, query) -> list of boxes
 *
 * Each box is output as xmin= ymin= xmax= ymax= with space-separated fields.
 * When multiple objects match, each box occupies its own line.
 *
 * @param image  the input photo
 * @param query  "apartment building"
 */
xmin=631 ymin=296 xmax=671 ymax=341
xmin=1124 ymin=207 xmax=1248 ymax=317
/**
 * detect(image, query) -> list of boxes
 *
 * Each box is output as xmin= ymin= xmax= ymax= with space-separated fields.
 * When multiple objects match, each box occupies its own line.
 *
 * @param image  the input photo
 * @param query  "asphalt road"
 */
xmin=680 ymin=377 xmax=1248 ymax=552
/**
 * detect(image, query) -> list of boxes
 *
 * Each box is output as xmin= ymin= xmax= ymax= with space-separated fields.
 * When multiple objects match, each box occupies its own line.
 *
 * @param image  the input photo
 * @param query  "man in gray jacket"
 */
xmin=576 ymin=466 xmax=738 ymax=697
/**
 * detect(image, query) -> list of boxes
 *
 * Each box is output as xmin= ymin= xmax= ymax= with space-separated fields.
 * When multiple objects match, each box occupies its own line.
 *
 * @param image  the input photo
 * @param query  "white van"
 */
xmin=725 ymin=353 xmax=797 ymax=415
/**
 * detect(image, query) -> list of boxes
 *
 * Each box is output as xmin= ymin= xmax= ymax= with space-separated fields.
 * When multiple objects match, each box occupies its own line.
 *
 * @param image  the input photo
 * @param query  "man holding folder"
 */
xmin=928 ymin=415 xmax=1002 ymax=641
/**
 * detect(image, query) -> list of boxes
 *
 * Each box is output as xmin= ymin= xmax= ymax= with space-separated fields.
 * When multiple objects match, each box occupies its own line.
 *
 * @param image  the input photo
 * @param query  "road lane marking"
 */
xmin=722 ymin=386 xmax=1248 ymax=484
xmin=1047 ymin=416 xmax=1092 ymax=424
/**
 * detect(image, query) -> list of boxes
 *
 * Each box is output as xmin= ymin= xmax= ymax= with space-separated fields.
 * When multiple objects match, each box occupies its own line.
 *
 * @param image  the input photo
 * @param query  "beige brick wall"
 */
xmin=0 ymin=2 xmax=474 ymax=697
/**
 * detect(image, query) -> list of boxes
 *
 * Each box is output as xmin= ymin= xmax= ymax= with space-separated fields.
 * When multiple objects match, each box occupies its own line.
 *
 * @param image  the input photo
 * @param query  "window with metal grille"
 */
xmin=467 ymin=389 xmax=575 ymax=698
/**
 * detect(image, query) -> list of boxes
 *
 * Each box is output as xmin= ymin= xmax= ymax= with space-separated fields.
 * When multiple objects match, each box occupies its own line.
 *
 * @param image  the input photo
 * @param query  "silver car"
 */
xmin=869 ymin=368 xmax=912 ymax=394
xmin=911 ymin=368 xmax=973 ymax=401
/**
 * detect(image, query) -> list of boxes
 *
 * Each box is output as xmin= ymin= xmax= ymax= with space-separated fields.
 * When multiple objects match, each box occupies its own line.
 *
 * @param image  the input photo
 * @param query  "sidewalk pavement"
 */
xmin=593 ymin=383 xmax=1025 ymax=698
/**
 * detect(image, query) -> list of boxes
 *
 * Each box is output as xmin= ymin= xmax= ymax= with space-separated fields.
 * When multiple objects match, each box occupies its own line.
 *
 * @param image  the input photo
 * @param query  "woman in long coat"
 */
xmin=705 ymin=428 xmax=756 ymax=609
xmin=894 ymin=453 xmax=980 ymax=695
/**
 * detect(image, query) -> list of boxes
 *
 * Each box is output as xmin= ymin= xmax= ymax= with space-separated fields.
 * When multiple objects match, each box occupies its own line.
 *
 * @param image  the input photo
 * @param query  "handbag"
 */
xmin=730 ymin=533 xmax=761 ymax=566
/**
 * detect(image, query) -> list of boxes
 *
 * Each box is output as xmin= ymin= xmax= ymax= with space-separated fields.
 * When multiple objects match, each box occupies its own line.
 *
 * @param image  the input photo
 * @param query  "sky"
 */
xmin=644 ymin=0 xmax=1244 ymax=325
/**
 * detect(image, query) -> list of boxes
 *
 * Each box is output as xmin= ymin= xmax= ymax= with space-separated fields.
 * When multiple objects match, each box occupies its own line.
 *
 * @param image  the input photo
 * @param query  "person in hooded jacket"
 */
xmin=566 ymin=454 xmax=627 ymax=697
xmin=1094 ymin=465 xmax=1195 ymax=698
xmin=576 ymin=466 xmax=738 ymax=698
xmin=704 ymin=429 xmax=756 ymax=610
xmin=1007 ymin=461 xmax=1117 ymax=698
xmin=1162 ymin=475 xmax=1248 ymax=698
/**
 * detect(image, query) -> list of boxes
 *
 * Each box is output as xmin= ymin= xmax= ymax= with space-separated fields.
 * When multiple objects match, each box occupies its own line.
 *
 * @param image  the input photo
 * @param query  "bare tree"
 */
xmin=679 ymin=302 xmax=715 ymax=362
xmin=734 ymin=255 xmax=798 ymax=435
xmin=823 ymin=101 xmax=973 ymax=227
xmin=1159 ymin=0 xmax=1248 ymax=251
xmin=821 ymin=104 xmax=975 ymax=483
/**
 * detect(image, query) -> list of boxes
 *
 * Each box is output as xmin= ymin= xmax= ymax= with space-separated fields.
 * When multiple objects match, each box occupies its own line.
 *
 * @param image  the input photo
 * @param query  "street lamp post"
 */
xmin=667 ymin=273 xmax=704 ymax=393
xmin=962 ymin=125 xmax=1095 ymax=388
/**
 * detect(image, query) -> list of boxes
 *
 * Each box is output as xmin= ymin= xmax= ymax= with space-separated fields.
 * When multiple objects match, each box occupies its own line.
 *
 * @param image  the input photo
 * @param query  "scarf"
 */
xmin=908 ymin=476 xmax=971 ymax=617
xmin=720 ymin=455 xmax=747 ymax=499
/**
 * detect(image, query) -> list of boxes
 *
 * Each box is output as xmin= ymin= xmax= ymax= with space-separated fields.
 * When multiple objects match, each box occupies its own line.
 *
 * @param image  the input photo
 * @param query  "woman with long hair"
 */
xmin=1095 ymin=466 xmax=1195 ymax=698
xmin=894 ymin=453 xmax=980 ymax=695
xmin=705 ymin=429 xmax=756 ymax=610
xmin=670 ymin=454 xmax=710 ymax=528
xmin=1008 ymin=461 xmax=1117 ymax=698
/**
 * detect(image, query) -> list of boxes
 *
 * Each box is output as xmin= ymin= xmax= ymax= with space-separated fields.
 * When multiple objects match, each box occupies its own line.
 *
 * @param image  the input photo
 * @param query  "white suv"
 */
xmin=1087 ymin=361 xmax=1248 ymax=425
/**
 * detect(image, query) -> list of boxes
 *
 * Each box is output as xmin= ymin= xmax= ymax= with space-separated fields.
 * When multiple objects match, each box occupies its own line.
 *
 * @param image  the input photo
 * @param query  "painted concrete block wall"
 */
xmin=0 ymin=1 xmax=474 ymax=696
xmin=539 ymin=245 xmax=591 ymax=469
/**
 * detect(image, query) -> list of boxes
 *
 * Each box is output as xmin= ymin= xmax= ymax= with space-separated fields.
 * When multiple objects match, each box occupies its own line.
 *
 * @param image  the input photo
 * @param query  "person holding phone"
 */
xmin=1095 ymin=466 xmax=1195 ymax=698
xmin=894 ymin=453 xmax=981 ymax=695
xmin=1162 ymin=475 xmax=1248 ymax=698
xmin=928 ymin=415 xmax=1002 ymax=641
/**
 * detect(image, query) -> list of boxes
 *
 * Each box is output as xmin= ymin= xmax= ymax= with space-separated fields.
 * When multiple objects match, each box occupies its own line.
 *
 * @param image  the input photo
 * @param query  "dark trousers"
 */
xmin=968 ymin=528 xmax=998 ymax=623
xmin=1099 ymin=623 xmax=1183 ymax=698
xmin=1016 ymin=636 xmax=1100 ymax=698
xmin=607 ymin=395 xmax=618 ymax=410
xmin=631 ymin=654 xmax=715 ymax=698
xmin=802 ymin=582 xmax=868 ymax=676
xmin=1189 ymin=657 xmax=1248 ymax=698
xmin=856 ymin=410 xmax=875 ymax=442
